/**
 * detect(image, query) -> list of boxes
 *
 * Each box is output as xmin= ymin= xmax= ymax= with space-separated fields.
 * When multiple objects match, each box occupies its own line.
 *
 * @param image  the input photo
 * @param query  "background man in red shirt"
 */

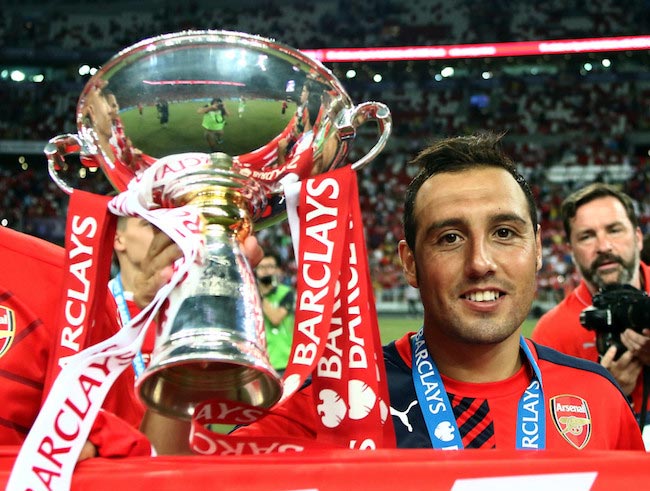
xmin=532 ymin=183 xmax=650 ymax=428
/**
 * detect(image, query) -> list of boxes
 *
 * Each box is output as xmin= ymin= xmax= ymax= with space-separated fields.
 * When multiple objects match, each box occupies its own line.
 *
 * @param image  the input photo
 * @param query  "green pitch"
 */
xmin=119 ymin=98 xmax=294 ymax=158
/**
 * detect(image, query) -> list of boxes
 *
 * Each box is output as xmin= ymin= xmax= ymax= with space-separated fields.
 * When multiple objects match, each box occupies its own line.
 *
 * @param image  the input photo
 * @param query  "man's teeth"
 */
xmin=465 ymin=291 xmax=500 ymax=302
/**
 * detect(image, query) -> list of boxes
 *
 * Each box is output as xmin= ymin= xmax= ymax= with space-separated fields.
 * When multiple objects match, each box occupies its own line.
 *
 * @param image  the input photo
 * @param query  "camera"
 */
xmin=580 ymin=284 xmax=650 ymax=360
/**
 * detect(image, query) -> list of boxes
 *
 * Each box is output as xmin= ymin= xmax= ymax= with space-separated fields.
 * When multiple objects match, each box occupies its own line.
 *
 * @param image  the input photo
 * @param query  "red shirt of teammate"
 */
xmin=0 ymin=226 xmax=147 ymax=454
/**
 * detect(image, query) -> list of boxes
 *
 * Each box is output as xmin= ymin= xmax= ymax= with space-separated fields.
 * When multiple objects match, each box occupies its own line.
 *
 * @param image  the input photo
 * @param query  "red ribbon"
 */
xmin=190 ymin=166 xmax=395 ymax=453
xmin=44 ymin=190 xmax=117 ymax=398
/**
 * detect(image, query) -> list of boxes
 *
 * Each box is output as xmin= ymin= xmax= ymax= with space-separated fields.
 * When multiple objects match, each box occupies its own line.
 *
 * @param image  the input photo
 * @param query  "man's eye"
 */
xmin=496 ymin=228 xmax=513 ymax=238
xmin=441 ymin=233 xmax=459 ymax=244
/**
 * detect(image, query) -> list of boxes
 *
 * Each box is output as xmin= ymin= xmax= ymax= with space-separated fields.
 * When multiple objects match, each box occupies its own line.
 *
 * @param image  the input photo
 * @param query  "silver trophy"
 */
xmin=45 ymin=30 xmax=391 ymax=420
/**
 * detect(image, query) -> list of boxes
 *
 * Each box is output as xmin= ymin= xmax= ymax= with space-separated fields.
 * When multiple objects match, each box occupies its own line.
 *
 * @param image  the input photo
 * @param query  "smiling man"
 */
xmin=532 ymin=183 xmax=650 ymax=422
xmin=232 ymin=133 xmax=643 ymax=450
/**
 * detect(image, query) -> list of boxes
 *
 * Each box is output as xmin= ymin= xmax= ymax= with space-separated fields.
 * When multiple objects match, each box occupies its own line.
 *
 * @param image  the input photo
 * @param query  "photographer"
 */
xmin=532 ymin=183 xmax=650 ymax=423
xmin=255 ymin=250 xmax=295 ymax=375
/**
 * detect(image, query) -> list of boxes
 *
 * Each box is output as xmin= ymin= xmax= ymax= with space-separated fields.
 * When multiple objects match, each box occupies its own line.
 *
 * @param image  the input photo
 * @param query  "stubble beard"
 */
xmin=580 ymin=250 xmax=639 ymax=290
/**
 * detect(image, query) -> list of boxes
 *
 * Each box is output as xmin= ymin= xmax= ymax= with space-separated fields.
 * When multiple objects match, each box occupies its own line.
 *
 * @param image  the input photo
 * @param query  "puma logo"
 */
xmin=390 ymin=400 xmax=418 ymax=432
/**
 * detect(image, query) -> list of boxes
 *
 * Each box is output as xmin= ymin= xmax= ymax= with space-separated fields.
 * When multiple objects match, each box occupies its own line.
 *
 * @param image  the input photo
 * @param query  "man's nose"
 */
xmin=595 ymin=232 xmax=614 ymax=252
xmin=465 ymin=238 xmax=497 ymax=278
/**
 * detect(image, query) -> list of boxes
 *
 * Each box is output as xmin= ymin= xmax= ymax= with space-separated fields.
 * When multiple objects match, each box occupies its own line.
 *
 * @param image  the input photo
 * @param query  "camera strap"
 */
xmin=640 ymin=365 xmax=649 ymax=430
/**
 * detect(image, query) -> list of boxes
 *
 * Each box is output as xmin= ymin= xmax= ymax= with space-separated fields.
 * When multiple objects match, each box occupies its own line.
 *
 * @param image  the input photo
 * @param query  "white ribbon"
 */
xmin=7 ymin=153 xmax=208 ymax=491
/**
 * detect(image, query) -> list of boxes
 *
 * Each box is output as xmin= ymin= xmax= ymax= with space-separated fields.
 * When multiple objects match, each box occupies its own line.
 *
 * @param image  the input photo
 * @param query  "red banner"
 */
xmin=0 ymin=446 xmax=648 ymax=490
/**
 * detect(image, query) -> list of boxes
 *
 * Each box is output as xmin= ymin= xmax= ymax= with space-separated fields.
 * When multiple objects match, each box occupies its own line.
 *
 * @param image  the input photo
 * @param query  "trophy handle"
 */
xmin=44 ymin=134 xmax=87 ymax=195
xmin=339 ymin=102 xmax=392 ymax=172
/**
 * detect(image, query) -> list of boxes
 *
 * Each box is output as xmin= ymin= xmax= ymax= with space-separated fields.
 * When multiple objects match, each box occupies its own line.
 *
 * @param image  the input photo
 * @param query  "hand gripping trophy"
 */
xmin=45 ymin=31 xmax=392 ymax=420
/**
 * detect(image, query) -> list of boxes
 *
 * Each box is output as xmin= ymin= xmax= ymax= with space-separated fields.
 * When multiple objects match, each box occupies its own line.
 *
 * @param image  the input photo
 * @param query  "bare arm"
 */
xmin=139 ymin=412 xmax=193 ymax=455
xmin=263 ymin=300 xmax=290 ymax=326
xmin=197 ymin=104 xmax=216 ymax=114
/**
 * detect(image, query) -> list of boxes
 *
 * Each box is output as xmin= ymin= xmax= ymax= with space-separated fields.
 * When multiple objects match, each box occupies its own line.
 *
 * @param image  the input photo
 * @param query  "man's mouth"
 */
xmin=593 ymin=261 xmax=622 ymax=276
xmin=593 ymin=255 xmax=621 ymax=270
xmin=462 ymin=290 xmax=504 ymax=302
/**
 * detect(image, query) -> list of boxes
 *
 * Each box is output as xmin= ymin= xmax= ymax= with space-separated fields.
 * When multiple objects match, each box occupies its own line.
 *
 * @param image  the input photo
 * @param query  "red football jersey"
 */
xmin=532 ymin=262 xmax=650 ymax=413
xmin=115 ymin=294 xmax=156 ymax=368
xmin=0 ymin=227 xmax=144 ymax=445
xmin=124 ymin=296 xmax=156 ymax=360
xmin=235 ymin=333 xmax=644 ymax=450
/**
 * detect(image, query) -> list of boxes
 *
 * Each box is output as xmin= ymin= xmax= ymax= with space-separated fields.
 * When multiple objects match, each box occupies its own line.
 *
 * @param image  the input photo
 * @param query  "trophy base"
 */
xmin=137 ymin=331 xmax=283 ymax=420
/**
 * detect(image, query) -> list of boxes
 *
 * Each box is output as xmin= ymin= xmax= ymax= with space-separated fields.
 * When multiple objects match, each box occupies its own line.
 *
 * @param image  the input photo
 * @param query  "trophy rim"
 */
xmin=78 ymin=29 xmax=353 ymax=125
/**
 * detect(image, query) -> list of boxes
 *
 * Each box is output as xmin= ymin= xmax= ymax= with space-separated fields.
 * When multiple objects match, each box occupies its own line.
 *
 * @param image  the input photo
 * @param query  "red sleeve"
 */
xmin=0 ymin=288 xmax=51 ymax=444
xmin=92 ymin=293 xmax=146 ymax=429
xmin=0 ymin=229 xmax=65 ymax=444
xmin=88 ymin=409 xmax=151 ymax=457
xmin=615 ymin=401 xmax=646 ymax=450
xmin=0 ymin=228 xmax=146 ymax=446
xmin=531 ymin=302 xmax=598 ymax=361
xmin=530 ymin=309 xmax=564 ymax=346
xmin=233 ymin=388 xmax=316 ymax=439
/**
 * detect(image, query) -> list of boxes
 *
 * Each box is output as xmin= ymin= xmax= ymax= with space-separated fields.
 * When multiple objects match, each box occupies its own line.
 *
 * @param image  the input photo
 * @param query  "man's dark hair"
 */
xmin=560 ymin=183 xmax=638 ymax=240
xmin=403 ymin=132 xmax=538 ymax=251
xmin=263 ymin=249 xmax=283 ymax=268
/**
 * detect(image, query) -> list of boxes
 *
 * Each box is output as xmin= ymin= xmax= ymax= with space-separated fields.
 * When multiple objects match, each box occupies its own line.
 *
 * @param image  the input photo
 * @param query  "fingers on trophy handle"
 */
xmin=45 ymin=133 xmax=84 ymax=195
xmin=346 ymin=102 xmax=392 ymax=172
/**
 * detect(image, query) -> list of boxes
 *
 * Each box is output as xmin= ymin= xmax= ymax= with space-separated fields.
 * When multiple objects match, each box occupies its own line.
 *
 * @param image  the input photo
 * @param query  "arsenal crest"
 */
xmin=550 ymin=394 xmax=592 ymax=449
xmin=0 ymin=305 xmax=16 ymax=359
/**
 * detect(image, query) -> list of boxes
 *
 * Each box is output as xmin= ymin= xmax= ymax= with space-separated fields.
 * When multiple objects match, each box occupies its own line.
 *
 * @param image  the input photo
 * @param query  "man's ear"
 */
xmin=398 ymin=240 xmax=418 ymax=288
xmin=113 ymin=231 xmax=126 ymax=253
xmin=535 ymin=224 xmax=543 ymax=272
xmin=635 ymin=226 xmax=643 ymax=252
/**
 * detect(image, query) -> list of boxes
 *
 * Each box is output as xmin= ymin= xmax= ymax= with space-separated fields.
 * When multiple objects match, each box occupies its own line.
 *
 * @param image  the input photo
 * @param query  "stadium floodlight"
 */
xmin=440 ymin=66 xmax=454 ymax=77
xmin=10 ymin=70 xmax=25 ymax=82
xmin=302 ymin=35 xmax=650 ymax=63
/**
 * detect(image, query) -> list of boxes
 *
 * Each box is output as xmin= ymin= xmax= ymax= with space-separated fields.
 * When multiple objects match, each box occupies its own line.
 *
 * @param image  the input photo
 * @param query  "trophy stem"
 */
xmin=137 ymin=225 xmax=282 ymax=419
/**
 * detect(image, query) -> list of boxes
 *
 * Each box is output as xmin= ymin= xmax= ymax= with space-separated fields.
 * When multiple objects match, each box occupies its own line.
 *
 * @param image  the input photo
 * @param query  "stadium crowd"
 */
xmin=1 ymin=0 xmax=650 ymax=312
xmin=3 ymin=0 xmax=648 ymax=51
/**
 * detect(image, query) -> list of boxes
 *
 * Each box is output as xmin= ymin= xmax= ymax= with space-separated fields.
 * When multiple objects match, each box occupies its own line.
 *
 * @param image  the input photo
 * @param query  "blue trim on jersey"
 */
xmin=531 ymin=340 xmax=629 ymax=401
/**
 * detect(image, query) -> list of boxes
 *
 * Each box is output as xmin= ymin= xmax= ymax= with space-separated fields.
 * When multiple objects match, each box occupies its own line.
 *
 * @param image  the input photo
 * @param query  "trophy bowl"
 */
xmin=45 ymin=30 xmax=392 ymax=420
